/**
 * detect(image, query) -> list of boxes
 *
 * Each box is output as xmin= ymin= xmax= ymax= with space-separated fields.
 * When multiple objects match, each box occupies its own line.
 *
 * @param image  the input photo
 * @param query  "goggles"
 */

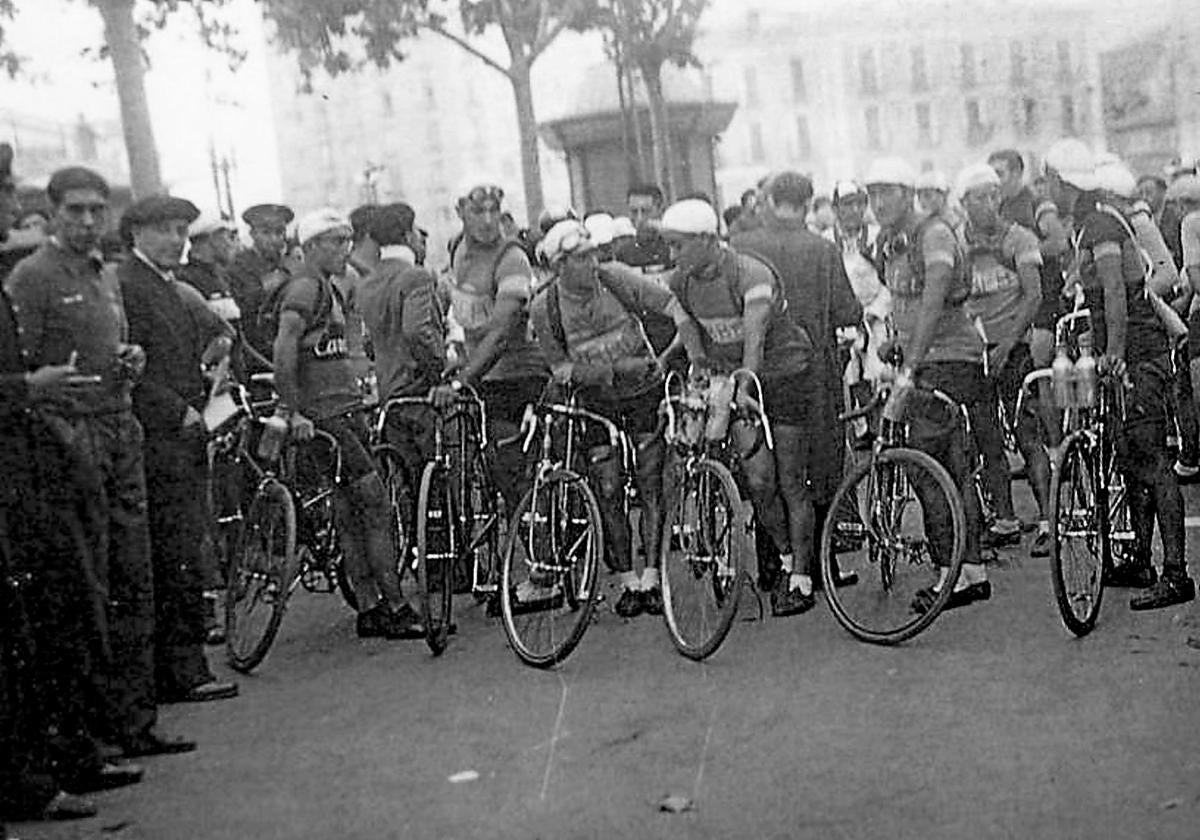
xmin=460 ymin=185 xmax=504 ymax=206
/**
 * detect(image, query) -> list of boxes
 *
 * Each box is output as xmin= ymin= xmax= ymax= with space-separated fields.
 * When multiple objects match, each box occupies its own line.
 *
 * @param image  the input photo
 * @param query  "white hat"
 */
xmin=1166 ymin=174 xmax=1200 ymax=203
xmin=1044 ymin=138 xmax=1098 ymax=191
xmin=189 ymin=213 xmax=235 ymax=240
xmin=916 ymin=170 xmax=949 ymax=193
xmin=296 ymin=208 xmax=352 ymax=246
xmin=537 ymin=219 xmax=595 ymax=264
xmin=1095 ymin=160 xmax=1138 ymax=199
xmin=583 ymin=212 xmax=615 ymax=246
xmin=955 ymin=163 xmax=1001 ymax=199
xmin=612 ymin=215 xmax=637 ymax=238
xmin=864 ymin=157 xmax=918 ymax=190
xmin=660 ymin=199 xmax=719 ymax=236
xmin=832 ymin=180 xmax=867 ymax=203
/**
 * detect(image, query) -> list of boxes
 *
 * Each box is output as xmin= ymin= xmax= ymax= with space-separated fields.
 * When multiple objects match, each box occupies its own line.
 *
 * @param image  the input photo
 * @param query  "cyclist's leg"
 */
xmin=971 ymin=374 xmax=1018 ymax=536
xmin=1171 ymin=336 xmax=1199 ymax=473
xmin=383 ymin=404 xmax=433 ymax=535
xmin=732 ymin=419 xmax=789 ymax=558
xmin=478 ymin=377 xmax=546 ymax=514
xmin=911 ymin=362 xmax=986 ymax=592
xmin=1005 ymin=343 xmax=1052 ymax=523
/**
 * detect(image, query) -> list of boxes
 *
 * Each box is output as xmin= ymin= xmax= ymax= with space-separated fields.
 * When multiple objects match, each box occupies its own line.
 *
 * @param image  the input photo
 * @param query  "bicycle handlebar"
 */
xmin=374 ymin=385 xmax=489 ymax=446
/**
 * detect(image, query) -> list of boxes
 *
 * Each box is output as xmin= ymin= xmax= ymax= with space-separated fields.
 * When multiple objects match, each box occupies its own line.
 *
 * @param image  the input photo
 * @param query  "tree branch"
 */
xmin=530 ymin=0 xmax=583 ymax=60
xmin=422 ymin=20 xmax=509 ymax=75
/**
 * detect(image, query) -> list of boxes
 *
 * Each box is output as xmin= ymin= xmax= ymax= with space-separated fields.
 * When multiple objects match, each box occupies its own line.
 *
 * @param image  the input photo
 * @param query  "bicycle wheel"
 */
xmin=500 ymin=470 xmax=602 ymax=668
xmin=1049 ymin=432 xmax=1106 ymax=636
xmin=820 ymin=446 xmax=966 ymax=645
xmin=415 ymin=462 xmax=455 ymax=655
xmin=660 ymin=458 xmax=746 ymax=660
xmin=225 ymin=479 xmax=298 ymax=673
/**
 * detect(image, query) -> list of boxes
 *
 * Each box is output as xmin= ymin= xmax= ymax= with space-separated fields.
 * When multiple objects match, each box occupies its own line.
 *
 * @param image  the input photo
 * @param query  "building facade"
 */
xmin=698 ymin=0 xmax=1129 ymax=200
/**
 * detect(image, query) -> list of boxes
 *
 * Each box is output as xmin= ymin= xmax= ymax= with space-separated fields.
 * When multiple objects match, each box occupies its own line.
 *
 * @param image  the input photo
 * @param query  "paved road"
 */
xmin=13 ymin=486 xmax=1200 ymax=840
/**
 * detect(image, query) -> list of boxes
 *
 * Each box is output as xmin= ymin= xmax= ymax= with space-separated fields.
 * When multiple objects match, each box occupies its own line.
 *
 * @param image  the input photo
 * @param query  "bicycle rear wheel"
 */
xmin=500 ymin=470 xmax=602 ymax=668
xmin=660 ymin=458 xmax=746 ymax=660
xmin=464 ymin=444 xmax=504 ymax=602
xmin=1049 ymin=432 xmax=1106 ymax=636
xmin=820 ymin=446 xmax=966 ymax=645
xmin=415 ymin=462 xmax=455 ymax=655
xmin=225 ymin=479 xmax=297 ymax=673
xmin=374 ymin=445 xmax=416 ymax=583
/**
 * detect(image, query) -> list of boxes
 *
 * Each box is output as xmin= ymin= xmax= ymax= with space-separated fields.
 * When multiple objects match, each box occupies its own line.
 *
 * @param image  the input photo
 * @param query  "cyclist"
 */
xmin=867 ymin=157 xmax=990 ymax=613
xmin=658 ymin=198 xmax=818 ymax=616
xmin=430 ymin=180 xmax=547 ymax=513
xmin=529 ymin=220 xmax=706 ymax=617
xmin=271 ymin=209 xmax=423 ymax=639
xmin=956 ymin=164 xmax=1051 ymax=555
xmin=1044 ymin=139 xmax=1192 ymax=611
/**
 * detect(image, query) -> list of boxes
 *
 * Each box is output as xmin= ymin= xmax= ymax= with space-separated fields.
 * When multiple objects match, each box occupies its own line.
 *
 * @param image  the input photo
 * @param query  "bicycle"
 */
xmin=372 ymin=387 xmax=506 ymax=655
xmin=218 ymin=385 xmax=361 ymax=673
xmin=818 ymin=368 xmax=970 ymax=645
xmin=498 ymin=390 xmax=634 ymax=668
xmin=1044 ymin=307 xmax=1134 ymax=637
xmin=657 ymin=368 xmax=765 ymax=661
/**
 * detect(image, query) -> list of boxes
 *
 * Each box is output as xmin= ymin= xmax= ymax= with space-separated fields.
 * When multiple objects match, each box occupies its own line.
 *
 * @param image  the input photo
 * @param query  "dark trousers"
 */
xmin=144 ymin=431 xmax=215 ymax=697
xmin=66 ymin=411 xmax=158 ymax=744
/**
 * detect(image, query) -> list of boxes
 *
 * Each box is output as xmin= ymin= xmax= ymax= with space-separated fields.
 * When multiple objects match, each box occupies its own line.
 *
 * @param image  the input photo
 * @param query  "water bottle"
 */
xmin=1074 ymin=334 xmax=1097 ymax=408
xmin=1052 ymin=343 xmax=1075 ymax=409
xmin=257 ymin=414 xmax=289 ymax=462
xmin=704 ymin=375 xmax=735 ymax=441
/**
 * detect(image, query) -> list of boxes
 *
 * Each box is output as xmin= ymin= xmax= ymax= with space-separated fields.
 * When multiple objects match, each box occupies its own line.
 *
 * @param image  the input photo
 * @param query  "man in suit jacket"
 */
xmin=119 ymin=196 xmax=238 ymax=704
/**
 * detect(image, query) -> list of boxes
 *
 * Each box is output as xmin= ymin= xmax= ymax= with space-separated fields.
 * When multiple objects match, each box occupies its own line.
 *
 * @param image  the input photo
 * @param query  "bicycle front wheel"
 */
xmin=226 ymin=479 xmax=297 ymax=673
xmin=820 ymin=446 xmax=966 ymax=645
xmin=660 ymin=458 xmax=746 ymax=660
xmin=415 ymin=462 xmax=455 ymax=655
xmin=1049 ymin=432 xmax=1106 ymax=636
xmin=500 ymin=470 xmax=602 ymax=668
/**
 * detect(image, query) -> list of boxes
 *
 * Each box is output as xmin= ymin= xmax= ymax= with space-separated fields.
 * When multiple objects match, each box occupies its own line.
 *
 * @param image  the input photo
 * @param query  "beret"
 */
xmin=123 ymin=195 xmax=200 ymax=227
xmin=242 ymin=203 xmax=294 ymax=227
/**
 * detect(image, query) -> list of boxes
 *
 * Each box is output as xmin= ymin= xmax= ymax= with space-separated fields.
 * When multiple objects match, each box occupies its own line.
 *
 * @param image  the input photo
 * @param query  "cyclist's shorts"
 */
xmin=310 ymin=411 xmax=377 ymax=485
xmin=1125 ymin=353 xmax=1172 ymax=429
xmin=995 ymin=341 xmax=1035 ymax=411
xmin=760 ymin=371 xmax=813 ymax=427
xmin=478 ymin=376 xmax=548 ymax=427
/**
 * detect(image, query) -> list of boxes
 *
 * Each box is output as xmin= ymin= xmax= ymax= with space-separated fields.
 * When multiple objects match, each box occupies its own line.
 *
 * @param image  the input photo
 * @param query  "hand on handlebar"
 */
xmin=428 ymin=383 xmax=459 ymax=410
xmin=881 ymin=372 xmax=914 ymax=423
xmin=288 ymin=411 xmax=315 ymax=441
xmin=1097 ymin=354 xmax=1127 ymax=382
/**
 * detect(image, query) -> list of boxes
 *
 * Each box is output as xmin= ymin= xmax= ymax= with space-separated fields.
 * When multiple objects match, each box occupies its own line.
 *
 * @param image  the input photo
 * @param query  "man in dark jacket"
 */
xmin=119 ymin=195 xmax=238 ymax=703
xmin=731 ymin=171 xmax=863 ymax=600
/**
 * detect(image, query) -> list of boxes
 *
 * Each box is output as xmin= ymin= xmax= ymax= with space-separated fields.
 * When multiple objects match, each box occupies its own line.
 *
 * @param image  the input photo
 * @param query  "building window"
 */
xmin=1061 ymin=95 xmax=1076 ymax=134
xmin=744 ymin=66 xmax=760 ymax=108
xmin=790 ymin=57 xmax=807 ymax=102
xmin=1057 ymin=40 xmax=1072 ymax=80
xmin=1010 ymin=41 xmax=1025 ymax=86
xmin=961 ymin=43 xmax=976 ymax=89
xmin=916 ymin=102 xmax=932 ymax=146
xmin=796 ymin=114 xmax=812 ymax=159
xmin=1022 ymin=97 xmax=1037 ymax=135
xmin=865 ymin=105 xmax=882 ymax=150
xmin=966 ymin=98 xmax=985 ymax=145
xmin=749 ymin=123 xmax=765 ymax=163
xmin=911 ymin=46 xmax=928 ymax=92
xmin=859 ymin=48 xmax=878 ymax=96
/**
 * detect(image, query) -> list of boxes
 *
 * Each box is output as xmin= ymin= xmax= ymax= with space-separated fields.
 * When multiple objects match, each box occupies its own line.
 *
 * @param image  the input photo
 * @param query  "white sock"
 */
xmin=933 ymin=567 xmax=951 ymax=592
xmin=789 ymin=573 xmax=813 ymax=596
xmin=1037 ymin=520 xmax=1050 ymax=535
xmin=640 ymin=567 xmax=660 ymax=590
xmin=618 ymin=571 xmax=639 ymax=591
xmin=959 ymin=563 xmax=988 ymax=587
xmin=779 ymin=552 xmax=794 ymax=574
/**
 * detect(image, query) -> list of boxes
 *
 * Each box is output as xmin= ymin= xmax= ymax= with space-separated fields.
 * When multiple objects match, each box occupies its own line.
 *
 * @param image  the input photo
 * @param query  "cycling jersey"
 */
xmin=962 ymin=221 xmax=1042 ymax=347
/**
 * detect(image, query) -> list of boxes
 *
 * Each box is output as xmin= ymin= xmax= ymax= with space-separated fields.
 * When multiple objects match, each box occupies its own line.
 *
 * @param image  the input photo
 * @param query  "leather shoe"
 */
xmin=121 ymin=731 xmax=197 ymax=757
xmin=162 ymin=680 xmax=239 ymax=703
xmin=39 ymin=791 xmax=98 ymax=821
xmin=64 ymin=761 xmax=144 ymax=794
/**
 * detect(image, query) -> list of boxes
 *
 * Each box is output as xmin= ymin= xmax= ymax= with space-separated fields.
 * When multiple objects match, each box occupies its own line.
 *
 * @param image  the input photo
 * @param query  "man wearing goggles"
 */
xmin=529 ymin=220 xmax=705 ymax=617
xmin=431 ymin=180 xmax=547 ymax=512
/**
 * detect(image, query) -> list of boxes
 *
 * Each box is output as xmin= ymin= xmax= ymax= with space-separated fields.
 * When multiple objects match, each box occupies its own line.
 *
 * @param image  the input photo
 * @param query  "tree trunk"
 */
xmin=641 ymin=61 xmax=676 ymax=200
xmin=95 ymin=0 xmax=163 ymax=197
xmin=507 ymin=56 xmax=545 ymax=226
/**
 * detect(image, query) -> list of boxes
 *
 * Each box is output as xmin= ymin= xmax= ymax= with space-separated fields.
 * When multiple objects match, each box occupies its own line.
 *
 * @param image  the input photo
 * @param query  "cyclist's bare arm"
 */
xmin=1037 ymin=205 xmax=1069 ymax=261
xmin=1093 ymin=246 xmax=1127 ymax=361
xmin=740 ymin=288 xmax=772 ymax=374
xmin=457 ymin=294 xmax=523 ymax=386
xmin=902 ymin=262 xmax=953 ymax=371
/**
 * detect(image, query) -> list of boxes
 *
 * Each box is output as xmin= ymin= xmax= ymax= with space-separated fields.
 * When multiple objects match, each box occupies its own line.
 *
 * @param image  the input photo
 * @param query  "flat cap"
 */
xmin=242 ymin=203 xmax=294 ymax=228
xmin=123 ymin=195 xmax=200 ymax=227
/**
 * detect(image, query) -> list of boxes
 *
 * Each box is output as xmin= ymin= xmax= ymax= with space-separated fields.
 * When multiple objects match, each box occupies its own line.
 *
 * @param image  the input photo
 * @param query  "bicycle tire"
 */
xmin=819 ymin=446 xmax=966 ymax=645
xmin=1049 ymin=431 xmax=1106 ymax=637
xmin=415 ymin=462 xmax=455 ymax=655
xmin=225 ymin=479 xmax=297 ymax=673
xmin=373 ymin=444 xmax=416 ymax=583
xmin=464 ymin=443 xmax=504 ymax=601
xmin=660 ymin=457 xmax=746 ymax=660
xmin=499 ymin=470 xmax=602 ymax=668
